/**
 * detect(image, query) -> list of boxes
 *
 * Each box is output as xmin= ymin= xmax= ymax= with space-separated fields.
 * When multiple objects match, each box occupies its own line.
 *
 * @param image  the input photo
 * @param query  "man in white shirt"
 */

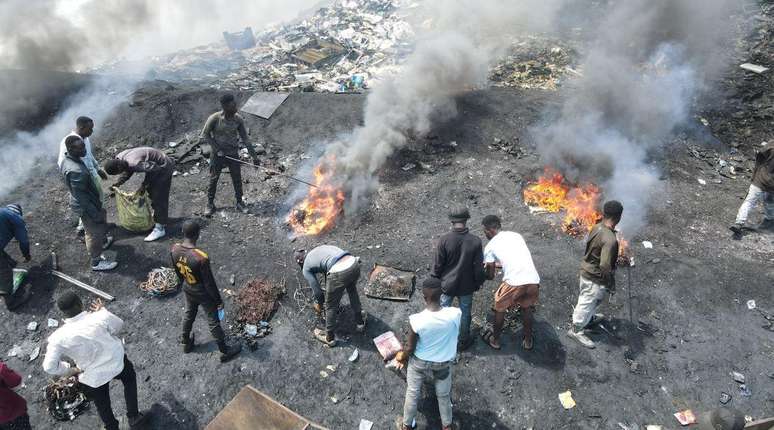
xmin=43 ymin=292 xmax=149 ymax=430
xmin=481 ymin=215 xmax=541 ymax=351
xmin=395 ymin=277 xmax=461 ymax=430
xmin=57 ymin=116 xmax=108 ymax=236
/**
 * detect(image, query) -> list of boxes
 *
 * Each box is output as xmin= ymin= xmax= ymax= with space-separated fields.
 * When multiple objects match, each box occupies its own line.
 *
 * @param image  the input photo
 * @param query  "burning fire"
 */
xmin=523 ymin=168 xmax=602 ymax=236
xmin=286 ymin=157 xmax=345 ymax=236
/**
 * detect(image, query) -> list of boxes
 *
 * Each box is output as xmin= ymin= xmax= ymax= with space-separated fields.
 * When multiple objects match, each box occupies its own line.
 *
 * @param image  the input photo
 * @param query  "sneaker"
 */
xmin=143 ymin=226 xmax=166 ymax=242
xmin=567 ymin=329 xmax=595 ymax=349
xmin=128 ymin=411 xmax=151 ymax=428
xmin=313 ymin=328 xmax=337 ymax=347
xmin=729 ymin=222 xmax=745 ymax=235
xmin=355 ymin=311 xmax=367 ymax=333
xmin=102 ymin=236 xmax=114 ymax=250
xmin=181 ymin=333 xmax=195 ymax=354
xmin=204 ymin=202 xmax=215 ymax=218
xmin=92 ymin=260 xmax=118 ymax=272
xmin=236 ymin=200 xmax=249 ymax=214
xmin=219 ymin=343 xmax=242 ymax=363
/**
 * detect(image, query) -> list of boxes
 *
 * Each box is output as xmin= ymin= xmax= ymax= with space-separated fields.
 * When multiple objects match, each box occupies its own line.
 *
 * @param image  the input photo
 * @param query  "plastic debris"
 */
xmin=27 ymin=321 xmax=38 ymax=331
xmin=373 ymin=331 xmax=402 ymax=360
xmin=645 ymin=426 xmax=662 ymax=430
xmin=319 ymin=370 xmax=329 ymax=378
xmin=359 ymin=419 xmax=374 ymax=430
xmin=349 ymin=348 xmax=359 ymax=362
xmin=739 ymin=384 xmax=751 ymax=397
xmin=244 ymin=324 xmax=258 ymax=336
xmin=740 ymin=63 xmax=770 ymax=74
xmin=674 ymin=410 xmax=697 ymax=426
xmin=7 ymin=345 xmax=21 ymax=357
xmin=47 ymin=319 xmax=59 ymax=328
xmin=326 ymin=364 xmax=337 ymax=373
xmin=720 ymin=392 xmax=732 ymax=404
xmin=747 ymin=300 xmax=757 ymax=310
xmin=29 ymin=346 xmax=40 ymax=362
xmin=697 ymin=178 xmax=707 ymax=185
xmin=330 ymin=396 xmax=338 ymax=404
xmin=731 ymin=371 xmax=745 ymax=384
xmin=558 ymin=391 xmax=576 ymax=409
xmin=642 ymin=241 xmax=653 ymax=249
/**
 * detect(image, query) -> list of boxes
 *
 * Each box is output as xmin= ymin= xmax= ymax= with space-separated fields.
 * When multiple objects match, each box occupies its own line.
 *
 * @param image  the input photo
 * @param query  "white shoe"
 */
xmin=92 ymin=260 xmax=118 ymax=271
xmin=567 ymin=329 xmax=596 ymax=349
xmin=144 ymin=226 xmax=166 ymax=242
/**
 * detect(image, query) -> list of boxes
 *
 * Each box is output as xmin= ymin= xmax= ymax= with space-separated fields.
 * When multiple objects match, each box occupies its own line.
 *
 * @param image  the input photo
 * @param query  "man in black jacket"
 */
xmin=171 ymin=220 xmax=241 ymax=362
xmin=60 ymin=136 xmax=117 ymax=272
xmin=431 ymin=205 xmax=485 ymax=350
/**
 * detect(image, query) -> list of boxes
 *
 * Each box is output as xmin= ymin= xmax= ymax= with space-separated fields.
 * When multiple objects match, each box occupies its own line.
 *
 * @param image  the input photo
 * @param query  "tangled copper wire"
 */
xmin=235 ymin=278 xmax=285 ymax=324
xmin=139 ymin=267 xmax=181 ymax=297
xmin=45 ymin=376 xmax=89 ymax=421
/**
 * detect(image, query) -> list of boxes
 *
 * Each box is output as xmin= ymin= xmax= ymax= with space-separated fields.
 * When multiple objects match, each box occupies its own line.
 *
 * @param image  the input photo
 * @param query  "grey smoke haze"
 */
xmin=323 ymin=0 xmax=565 ymax=212
xmin=0 ymin=0 xmax=322 ymax=199
xmin=533 ymin=0 xmax=745 ymax=233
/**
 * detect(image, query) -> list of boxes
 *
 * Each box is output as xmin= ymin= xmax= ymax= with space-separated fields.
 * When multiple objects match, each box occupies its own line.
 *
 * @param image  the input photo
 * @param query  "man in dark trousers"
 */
xmin=171 ymin=220 xmax=241 ymax=362
xmin=567 ymin=200 xmax=623 ymax=349
xmin=43 ymin=292 xmax=150 ymax=430
xmin=199 ymin=93 xmax=260 ymax=217
xmin=104 ymin=147 xmax=175 ymax=242
xmin=431 ymin=205 xmax=484 ymax=350
xmin=0 ymin=204 xmax=31 ymax=311
xmin=294 ymin=246 xmax=366 ymax=347
xmin=731 ymin=141 xmax=774 ymax=235
xmin=60 ymin=136 xmax=117 ymax=271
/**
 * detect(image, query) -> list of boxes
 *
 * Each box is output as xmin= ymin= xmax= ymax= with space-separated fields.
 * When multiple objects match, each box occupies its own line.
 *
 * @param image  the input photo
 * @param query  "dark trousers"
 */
xmin=78 ymin=355 xmax=139 ymax=430
xmin=182 ymin=293 xmax=227 ymax=350
xmin=207 ymin=155 xmax=242 ymax=203
xmin=324 ymin=260 xmax=364 ymax=335
xmin=147 ymin=165 xmax=174 ymax=225
xmin=0 ymin=251 xmax=14 ymax=296
xmin=0 ymin=413 xmax=31 ymax=430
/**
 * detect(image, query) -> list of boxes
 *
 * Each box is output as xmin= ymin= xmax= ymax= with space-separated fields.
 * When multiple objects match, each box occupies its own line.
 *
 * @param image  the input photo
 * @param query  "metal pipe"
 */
xmin=51 ymin=270 xmax=115 ymax=301
xmin=222 ymin=155 xmax=319 ymax=188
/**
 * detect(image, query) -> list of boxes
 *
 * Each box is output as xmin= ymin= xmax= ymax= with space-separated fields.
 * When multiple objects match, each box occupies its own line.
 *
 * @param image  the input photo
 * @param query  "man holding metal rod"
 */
xmin=199 ymin=93 xmax=260 ymax=217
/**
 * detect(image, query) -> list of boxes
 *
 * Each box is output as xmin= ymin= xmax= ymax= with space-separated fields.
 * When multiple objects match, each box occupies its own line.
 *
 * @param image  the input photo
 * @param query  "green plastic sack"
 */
xmin=12 ymin=268 xmax=27 ymax=295
xmin=115 ymin=188 xmax=154 ymax=232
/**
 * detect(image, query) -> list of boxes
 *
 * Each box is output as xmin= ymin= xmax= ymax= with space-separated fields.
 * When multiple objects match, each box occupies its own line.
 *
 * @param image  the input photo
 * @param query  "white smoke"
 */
xmin=533 ymin=0 xmax=745 ymax=233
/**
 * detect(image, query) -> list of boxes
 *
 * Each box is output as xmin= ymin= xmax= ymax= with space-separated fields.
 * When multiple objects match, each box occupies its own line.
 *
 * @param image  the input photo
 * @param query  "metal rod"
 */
xmin=52 ymin=270 xmax=115 ymax=301
xmin=222 ymin=155 xmax=319 ymax=188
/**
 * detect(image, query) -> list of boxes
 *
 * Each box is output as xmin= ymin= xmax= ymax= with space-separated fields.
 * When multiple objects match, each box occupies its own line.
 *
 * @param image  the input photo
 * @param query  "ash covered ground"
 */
xmin=2 ymin=2 xmax=774 ymax=430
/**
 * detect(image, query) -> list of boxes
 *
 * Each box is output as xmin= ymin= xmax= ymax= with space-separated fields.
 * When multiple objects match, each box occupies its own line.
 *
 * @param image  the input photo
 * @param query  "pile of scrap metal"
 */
xmin=232 ymin=278 xmax=285 ymax=348
xmin=138 ymin=267 xmax=180 ymax=297
xmin=365 ymin=264 xmax=415 ymax=301
xmin=45 ymin=377 xmax=89 ymax=422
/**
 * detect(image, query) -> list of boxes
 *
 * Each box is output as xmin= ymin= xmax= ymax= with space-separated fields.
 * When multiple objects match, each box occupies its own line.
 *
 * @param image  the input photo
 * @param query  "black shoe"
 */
xmin=181 ymin=333 xmax=195 ymax=354
xmin=5 ymin=286 xmax=31 ymax=311
xmin=204 ymin=202 xmax=215 ymax=218
xmin=729 ymin=223 xmax=745 ymax=235
xmin=235 ymin=200 xmax=249 ymax=214
xmin=128 ymin=411 xmax=151 ymax=428
xmin=219 ymin=343 xmax=242 ymax=363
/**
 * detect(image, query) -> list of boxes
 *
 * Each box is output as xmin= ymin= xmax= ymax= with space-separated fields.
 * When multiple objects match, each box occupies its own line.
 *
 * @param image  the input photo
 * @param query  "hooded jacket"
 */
xmin=752 ymin=143 xmax=774 ymax=192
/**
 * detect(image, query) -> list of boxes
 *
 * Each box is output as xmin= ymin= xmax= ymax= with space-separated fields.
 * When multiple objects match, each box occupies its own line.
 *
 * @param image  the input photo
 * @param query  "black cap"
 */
xmin=448 ymin=205 xmax=470 ymax=222
xmin=422 ymin=277 xmax=442 ymax=289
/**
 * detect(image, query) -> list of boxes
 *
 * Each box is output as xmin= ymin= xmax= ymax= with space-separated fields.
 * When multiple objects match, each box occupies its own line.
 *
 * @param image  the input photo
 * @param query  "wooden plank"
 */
xmin=206 ymin=385 xmax=328 ymax=430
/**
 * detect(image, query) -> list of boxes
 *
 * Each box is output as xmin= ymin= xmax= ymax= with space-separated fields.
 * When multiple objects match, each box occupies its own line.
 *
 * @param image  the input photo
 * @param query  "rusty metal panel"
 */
xmin=206 ymin=385 xmax=328 ymax=430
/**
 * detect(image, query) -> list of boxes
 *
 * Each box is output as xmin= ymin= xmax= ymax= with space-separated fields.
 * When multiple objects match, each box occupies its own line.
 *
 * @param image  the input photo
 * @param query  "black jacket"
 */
xmin=432 ymin=227 xmax=485 ymax=296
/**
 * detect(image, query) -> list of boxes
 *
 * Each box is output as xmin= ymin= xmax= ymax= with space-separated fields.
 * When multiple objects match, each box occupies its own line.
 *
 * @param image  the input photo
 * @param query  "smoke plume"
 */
xmin=533 ymin=0 xmax=744 ymax=232
xmin=321 ymin=0 xmax=565 ymax=212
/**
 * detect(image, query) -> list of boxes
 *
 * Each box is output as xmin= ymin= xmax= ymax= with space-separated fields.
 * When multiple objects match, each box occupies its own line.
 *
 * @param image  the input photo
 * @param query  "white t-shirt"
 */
xmin=484 ymin=231 xmax=540 ymax=286
xmin=409 ymin=307 xmax=461 ymax=363
xmin=58 ymin=132 xmax=99 ymax=175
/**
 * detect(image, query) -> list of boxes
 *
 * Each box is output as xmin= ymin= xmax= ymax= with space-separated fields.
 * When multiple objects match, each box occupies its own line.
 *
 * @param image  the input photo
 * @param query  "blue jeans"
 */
xmin=441 ymin=294 xmax=472 ymax=340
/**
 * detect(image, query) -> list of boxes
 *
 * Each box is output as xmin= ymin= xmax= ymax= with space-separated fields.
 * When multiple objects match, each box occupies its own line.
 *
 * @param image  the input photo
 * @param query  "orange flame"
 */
xmin=616 ymin=233 xmax=632 ymax=266
xmin=286 ymin=157 xmax=345 ymax=236
xmin=523 ymin=168 xmax=602 ymax=236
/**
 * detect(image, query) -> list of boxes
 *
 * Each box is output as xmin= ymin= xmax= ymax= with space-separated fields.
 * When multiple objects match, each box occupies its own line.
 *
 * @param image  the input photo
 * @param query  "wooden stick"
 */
xmin=51 ymin=270 xmax=115 ymax=301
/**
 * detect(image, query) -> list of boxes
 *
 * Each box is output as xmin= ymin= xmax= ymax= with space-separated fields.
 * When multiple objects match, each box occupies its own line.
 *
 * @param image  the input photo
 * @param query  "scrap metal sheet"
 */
xmin=240 ymin=92 xmax=290 ymax=119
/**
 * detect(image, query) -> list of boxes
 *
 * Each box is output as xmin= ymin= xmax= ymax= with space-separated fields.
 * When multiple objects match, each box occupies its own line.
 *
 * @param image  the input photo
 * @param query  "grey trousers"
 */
xmin=402 ymin=357 xmax=453 ymax=428
xmin=324 ymin=259 xmax=363 ymax=335
xmin=735 ymin=183 xmax=774 ymax=224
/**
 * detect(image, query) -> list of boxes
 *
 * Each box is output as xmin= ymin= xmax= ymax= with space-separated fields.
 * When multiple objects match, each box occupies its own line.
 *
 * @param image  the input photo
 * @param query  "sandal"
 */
xmin=481 ymin=330 xmax=501 ymax=350
xmin=313 ymin=328 xmax=337 ymax=347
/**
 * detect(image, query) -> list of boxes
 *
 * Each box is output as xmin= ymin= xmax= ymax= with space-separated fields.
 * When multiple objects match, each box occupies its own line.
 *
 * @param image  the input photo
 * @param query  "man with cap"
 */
xmin=294 ymin=246 xmax=366 ymax=347
xmin=394 ymin=277 xmax=461 ymax=430
xmin=481 ymin=214 xmax=540 ymax=351
xmin=0 ymin=204 xmax=31 ymax=311
xmin=567 ymin=200 xmax=623 ymax=349
xmin=43 ymin=292 xmax=150 ymax=430
xmin=431 ymin=205 xmax=485 ymax=350
xmin=730 ymin=141 xmax=774 ymax=236
xmin=199 ymin=93 xmax=261 ymax=217
xmin=104 ymin=147 xmax=175 ymax=242
xmin=60 ymin=136 xmax=117 ymax=271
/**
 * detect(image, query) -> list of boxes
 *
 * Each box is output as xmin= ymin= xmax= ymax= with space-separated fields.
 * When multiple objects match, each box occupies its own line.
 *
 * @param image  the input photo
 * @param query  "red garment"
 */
xmin=0 ymin=362 xmax=27 ymax=424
